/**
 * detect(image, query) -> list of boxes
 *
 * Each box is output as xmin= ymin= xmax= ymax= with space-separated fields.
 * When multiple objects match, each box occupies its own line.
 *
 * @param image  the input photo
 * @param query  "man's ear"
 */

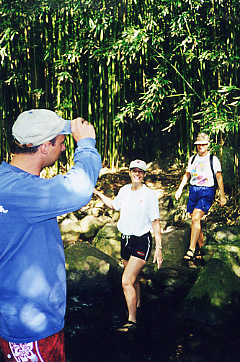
xmin=39 ymin=142 xmax=51 ymax=155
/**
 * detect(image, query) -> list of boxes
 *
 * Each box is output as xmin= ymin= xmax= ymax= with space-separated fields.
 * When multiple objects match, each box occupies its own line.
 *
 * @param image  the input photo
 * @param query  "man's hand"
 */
xmin=71 ymin=117 xmax=96 ymax=142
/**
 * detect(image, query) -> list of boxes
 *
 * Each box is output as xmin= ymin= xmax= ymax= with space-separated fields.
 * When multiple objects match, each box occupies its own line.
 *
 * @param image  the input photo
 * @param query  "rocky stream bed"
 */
xmin=1 ymin=160 xmax=240 ymax=362
xmin=60 ymin=160 xmax=240 ymax=362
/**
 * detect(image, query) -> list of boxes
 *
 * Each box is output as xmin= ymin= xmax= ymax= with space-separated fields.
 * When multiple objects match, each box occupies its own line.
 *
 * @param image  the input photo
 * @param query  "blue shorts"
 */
xmin=121 ymin=232 xmax=152 ymax=261
xmin=187 ymin=185 xmax=215 ymax=214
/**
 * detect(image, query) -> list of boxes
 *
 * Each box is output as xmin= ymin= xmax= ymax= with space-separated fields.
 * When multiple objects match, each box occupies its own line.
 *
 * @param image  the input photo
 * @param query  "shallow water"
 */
xmin=64 ymin=284 xmax=240 ymax=362
xmin=0 ymin=282 xmax=239 ymax=362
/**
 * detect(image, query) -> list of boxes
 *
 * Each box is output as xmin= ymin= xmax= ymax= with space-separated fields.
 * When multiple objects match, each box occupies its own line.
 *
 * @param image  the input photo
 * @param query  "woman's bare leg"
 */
xmin=122 ymin=256 xmax=146 ymax=323
xmin=184 ymin=208 xmax=205 ymax=259
xmin=189 ymin=208 xmax=205 ymax=251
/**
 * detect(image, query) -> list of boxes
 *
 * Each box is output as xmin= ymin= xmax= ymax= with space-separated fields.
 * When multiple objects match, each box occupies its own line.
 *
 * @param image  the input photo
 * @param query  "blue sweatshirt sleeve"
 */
xmin=13 ymin=138 xmax=102 ymax=223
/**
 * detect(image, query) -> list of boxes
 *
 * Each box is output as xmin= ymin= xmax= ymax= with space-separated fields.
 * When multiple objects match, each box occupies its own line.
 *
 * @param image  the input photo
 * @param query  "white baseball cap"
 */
xmin=129 ymin=159 xmax=147 ymax=172
xmin=12 ymin=109 xmax=72 ymax=147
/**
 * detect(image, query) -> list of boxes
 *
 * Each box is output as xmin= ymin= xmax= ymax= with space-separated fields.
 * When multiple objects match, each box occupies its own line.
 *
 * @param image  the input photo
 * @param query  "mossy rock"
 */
xmin=179 ymin=257 xmax=240 ymax=325
xmin=203 ymin=244 xmax=240 ymax=276
xmin=92 ymin=223 xmax=122 ymax=263
xmin=205 ymin=225 xmax=240 ymax=245
xmin=65 ymin=241 xmax=122 ymax=287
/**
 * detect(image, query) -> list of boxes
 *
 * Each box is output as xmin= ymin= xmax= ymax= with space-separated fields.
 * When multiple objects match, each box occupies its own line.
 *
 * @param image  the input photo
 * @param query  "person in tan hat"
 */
xmin=94 ymin=159 xmax=163 ymax=332
xmin=175 ymin=132 xmax=226 ymax=263
xmin=0 ymin=109 xmax=102 ymax=362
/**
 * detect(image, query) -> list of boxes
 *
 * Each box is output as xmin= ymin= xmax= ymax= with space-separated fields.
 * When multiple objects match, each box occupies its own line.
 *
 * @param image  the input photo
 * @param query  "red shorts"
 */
xmin=0 ymin=330 xmax=65 ymax=362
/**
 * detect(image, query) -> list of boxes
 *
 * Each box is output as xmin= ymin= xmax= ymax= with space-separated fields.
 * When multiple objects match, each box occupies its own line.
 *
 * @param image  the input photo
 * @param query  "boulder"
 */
xmin=59 ymin=214 xmax=107 ymax=245
xmin=59 ymin=215 xmax=82 ymax=245
xmin=144 ymin=225 xmax=191 ymax=277
xmin=205 ymin=225 xmax=240 ymax=244
xmin=178 ymin=225 xmax=240 ymax=325
xmin=149 ymin=266 xmax=199 ymax=298
xmin=179 ymin=256 xmax=240 ymax=325
xmin=65 ymin=241 xmax=122 ymax=291
xmin=92 ymin=223 xmax=122 ymax=263
xmin=160 ymin=226 xmax=191 ymax=267
xmin=78 ymin=215 xmax=105 ymax=239
xmin=165 ymin=189 xmax=190 ymax=223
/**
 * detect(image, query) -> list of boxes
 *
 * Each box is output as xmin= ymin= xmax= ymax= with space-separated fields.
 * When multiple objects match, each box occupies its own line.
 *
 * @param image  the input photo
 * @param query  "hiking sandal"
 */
xmin=117 ymin=320 xmax=137 ymax=332
xmin=195 ymin=249 xmax=205 ymax=266
xmin=195 ymin=249 xmax=202 ymax=260
xmin=182 ymin=249 xmax=195 ymax=261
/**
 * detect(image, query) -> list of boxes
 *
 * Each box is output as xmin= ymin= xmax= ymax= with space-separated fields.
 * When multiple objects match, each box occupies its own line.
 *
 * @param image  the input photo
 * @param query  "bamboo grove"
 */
xmin=0 ymin=0 xmax=240 ymax=180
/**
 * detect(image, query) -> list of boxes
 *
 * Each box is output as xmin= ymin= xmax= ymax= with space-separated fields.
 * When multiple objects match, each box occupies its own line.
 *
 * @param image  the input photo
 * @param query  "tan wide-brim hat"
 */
xmin=194 ymin=132 xmax=210 ymax=144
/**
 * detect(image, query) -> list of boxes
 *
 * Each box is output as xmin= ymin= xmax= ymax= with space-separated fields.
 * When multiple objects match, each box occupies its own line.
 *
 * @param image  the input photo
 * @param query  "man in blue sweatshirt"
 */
xmin=0 ymin=109 xmax=102 ymax=362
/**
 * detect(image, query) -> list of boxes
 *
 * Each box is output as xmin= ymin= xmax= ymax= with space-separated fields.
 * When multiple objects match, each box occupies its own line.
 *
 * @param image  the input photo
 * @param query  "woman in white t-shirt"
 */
xmin=94 ymin=159 xmax=163 ymax=332
xmin=175 ymin=133 xmax=226 ymax=263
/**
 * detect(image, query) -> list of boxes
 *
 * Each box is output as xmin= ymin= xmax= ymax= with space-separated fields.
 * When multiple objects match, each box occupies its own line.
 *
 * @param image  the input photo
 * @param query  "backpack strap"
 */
xmin=210 ymin=154 xmax=214 ymax=177
xmin=190 ymin=154 xmax=197 ymax=164
xmin=191 ymin=153 xmax=217 ymax=189
xmin=191 ymin=153 xmax=214 ymax=176
xmin=210 ymin=153 xmax=218 ymax=190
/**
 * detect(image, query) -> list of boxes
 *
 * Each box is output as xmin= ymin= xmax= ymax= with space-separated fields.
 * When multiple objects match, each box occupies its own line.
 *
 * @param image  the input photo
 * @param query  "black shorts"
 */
xmin=121 ymin=232 xmax=152 ymax=261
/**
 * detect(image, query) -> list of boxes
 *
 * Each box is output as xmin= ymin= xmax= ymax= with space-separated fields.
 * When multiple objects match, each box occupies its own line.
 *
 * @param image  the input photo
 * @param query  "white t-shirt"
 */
xmin=186 ymin=153 xmax=222 ymax=187
xmin=112 ymin=184 xmax=160 ymax=236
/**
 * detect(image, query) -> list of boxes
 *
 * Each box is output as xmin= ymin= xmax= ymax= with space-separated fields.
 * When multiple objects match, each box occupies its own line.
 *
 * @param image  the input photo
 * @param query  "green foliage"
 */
xmin=0 ymin=0 xmax=240 ymax=187
xmin=193 ymin=86 xmax=240 ymax=137
xmin=114 ymin=102 xmax=137 ymax=126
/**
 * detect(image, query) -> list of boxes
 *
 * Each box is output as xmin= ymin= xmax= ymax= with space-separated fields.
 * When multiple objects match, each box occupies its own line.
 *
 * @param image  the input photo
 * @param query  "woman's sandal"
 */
xmin=117 ymin=320 xmax=137 ymax=332
xmin=182 ymin=249 xmax=195 ymax=261
xmin=195 ymin=250 xmax=202 ymax=260
xmin=195 ymin=249 xmax=205 ymax=265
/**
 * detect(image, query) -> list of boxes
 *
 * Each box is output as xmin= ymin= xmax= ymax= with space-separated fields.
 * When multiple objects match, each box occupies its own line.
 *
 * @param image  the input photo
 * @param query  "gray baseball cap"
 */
xmin=12 ymin=109 xmax=72 ymax=147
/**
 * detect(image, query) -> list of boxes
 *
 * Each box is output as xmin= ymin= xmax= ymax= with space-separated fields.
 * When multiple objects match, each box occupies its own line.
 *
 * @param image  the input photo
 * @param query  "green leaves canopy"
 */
xmin=0 ymin=0 xmax=239 ymax=170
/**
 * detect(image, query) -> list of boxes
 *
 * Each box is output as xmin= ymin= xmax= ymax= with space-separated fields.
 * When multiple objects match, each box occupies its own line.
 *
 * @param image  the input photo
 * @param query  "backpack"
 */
xmin=190 ymin=153 xmax=218 ymax=192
